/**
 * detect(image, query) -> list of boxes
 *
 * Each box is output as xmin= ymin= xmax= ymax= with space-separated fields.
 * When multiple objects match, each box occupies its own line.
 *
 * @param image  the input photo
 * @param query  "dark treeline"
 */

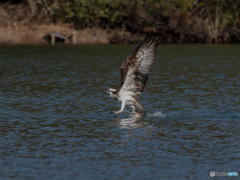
xmin=2 ymin=0 xmax=240 ymax=43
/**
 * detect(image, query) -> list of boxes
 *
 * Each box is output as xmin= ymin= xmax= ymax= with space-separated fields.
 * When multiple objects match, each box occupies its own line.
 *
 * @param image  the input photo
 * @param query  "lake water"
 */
xmin=0 ymin=45 xmax=239 ymax=180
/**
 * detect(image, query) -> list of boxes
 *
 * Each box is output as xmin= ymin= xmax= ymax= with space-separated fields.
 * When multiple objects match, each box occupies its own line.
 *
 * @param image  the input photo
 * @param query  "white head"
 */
xmin=106 ymin=88 xmax=118 ymax=99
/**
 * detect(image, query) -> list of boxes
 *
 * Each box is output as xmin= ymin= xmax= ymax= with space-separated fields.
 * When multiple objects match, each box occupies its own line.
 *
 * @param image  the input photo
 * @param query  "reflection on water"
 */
xmin=119 ymin=111 xmax=166 ymax=129
xmin=0 ymin=45 xmax=240 ymax=179
xmin=119 ymin=117 xmax=145 ymax=129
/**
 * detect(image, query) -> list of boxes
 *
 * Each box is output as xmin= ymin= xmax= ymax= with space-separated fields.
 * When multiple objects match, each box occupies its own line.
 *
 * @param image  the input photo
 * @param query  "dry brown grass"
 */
xmin=0 ymin=24 xmax=115 ymax=45
xmin=0 ymin=23 xmax=140 ymax=45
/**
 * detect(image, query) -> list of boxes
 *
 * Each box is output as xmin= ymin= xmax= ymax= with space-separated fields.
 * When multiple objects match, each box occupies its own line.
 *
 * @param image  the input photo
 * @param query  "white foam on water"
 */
xmin=148 ymin=111 xmax=166 ymax=118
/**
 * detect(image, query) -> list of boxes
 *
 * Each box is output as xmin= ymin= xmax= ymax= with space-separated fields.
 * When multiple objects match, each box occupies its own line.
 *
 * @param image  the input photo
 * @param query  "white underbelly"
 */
xmin=118 ymin=91 xmax=135 ymax=102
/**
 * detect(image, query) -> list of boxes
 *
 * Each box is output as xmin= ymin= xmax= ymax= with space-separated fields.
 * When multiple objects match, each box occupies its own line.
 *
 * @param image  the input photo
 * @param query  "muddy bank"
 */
xmin=0 ymin=24 xmax=144 ymax=45
xmin=0 ymin=24 xmax=208 ymax=45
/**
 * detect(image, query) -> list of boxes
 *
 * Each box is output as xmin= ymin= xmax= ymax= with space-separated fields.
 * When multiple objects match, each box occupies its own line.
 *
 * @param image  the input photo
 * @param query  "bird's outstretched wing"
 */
xmin=120 ymin=36 xmax=159 ymax=94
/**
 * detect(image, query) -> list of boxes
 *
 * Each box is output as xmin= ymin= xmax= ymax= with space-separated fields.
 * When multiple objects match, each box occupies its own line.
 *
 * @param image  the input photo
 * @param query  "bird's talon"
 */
xmin=114 ymin=111 xmax=121 ymax=115
xmin=111 ymin=111 xmax=118 ymax=115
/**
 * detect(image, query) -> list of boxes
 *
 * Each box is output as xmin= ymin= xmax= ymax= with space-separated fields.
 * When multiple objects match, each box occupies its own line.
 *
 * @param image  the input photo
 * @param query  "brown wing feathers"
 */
xmin=132 ymin=36 xmax=159 ymax=58
xmin=120 ymin=56 xmax=132 ymax=86
xmin=120 ymin=36 xmax=159 ymax=88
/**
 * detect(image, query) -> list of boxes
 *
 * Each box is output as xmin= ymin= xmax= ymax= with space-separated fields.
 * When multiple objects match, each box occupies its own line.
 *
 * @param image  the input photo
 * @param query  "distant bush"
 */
xmin=51 ymin=0 xmax=240 ymax=43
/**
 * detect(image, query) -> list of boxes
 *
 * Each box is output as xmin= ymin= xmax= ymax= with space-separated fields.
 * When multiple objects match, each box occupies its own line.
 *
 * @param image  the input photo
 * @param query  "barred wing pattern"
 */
xmin=120 ymin=36 xmax=159 ymax=94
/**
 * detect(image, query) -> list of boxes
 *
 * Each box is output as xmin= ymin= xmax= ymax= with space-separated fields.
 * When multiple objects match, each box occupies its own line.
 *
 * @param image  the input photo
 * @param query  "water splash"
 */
xmin=148 ymin=111 xmax=166 ymax=118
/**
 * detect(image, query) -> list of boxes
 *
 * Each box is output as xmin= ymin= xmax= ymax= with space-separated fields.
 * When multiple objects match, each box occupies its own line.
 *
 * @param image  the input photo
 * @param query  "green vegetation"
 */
xmin=2 ymin=0 xmax=240 ymax=43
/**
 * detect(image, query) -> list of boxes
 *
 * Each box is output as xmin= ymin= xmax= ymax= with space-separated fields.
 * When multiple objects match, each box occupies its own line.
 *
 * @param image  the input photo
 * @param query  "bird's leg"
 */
xmin=132 ymin=100 xmax=146 ymax=117
xmin=114 ymin=100 xmax=126 ymax=114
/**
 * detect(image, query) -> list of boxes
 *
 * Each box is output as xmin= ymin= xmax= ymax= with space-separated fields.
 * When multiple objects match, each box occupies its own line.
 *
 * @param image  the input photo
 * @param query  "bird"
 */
xmin=107 ymin=36 xmax=160 ymax=117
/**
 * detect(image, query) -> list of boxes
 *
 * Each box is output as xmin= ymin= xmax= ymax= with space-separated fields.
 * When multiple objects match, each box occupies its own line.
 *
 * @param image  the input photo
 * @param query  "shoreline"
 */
xmin=0 ymin=25 xmax=199 ymax=45
xmin=1 ymin=24 xmax=199 ymax=45
xmin=0 ymin=23 xmax=239 ymax=45
xmin=0 ymin=24 xmax=144 ymax=45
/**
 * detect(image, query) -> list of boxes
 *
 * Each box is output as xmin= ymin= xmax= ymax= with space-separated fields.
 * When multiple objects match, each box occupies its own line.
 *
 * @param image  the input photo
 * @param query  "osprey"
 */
xmin=107 ymin=36 xmax=160 ymax=117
